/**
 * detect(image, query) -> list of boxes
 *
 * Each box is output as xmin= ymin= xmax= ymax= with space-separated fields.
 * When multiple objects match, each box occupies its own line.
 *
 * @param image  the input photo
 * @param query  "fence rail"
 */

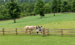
xmin=0 ymin=28 xmax=75 ymax=36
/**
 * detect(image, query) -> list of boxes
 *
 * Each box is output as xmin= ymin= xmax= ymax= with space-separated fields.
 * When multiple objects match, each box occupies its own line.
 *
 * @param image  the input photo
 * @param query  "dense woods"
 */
xmin=0 ymin=0 xmax=75 ymax=20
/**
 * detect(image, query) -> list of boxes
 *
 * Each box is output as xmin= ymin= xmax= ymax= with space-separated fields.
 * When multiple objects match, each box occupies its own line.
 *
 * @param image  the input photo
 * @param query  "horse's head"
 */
xmin=36 ymin=26 xmax=43 ymax=29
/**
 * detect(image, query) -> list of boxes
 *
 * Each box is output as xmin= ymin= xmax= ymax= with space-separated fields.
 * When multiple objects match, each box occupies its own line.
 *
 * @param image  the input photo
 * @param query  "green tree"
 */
xmin=44 ymin=3 xmax=51 ymax=13
xmin=72 ymin=0 xmax=75 ymax=12
xmin=67 ymin=0 xmax=72 ymax=12
xmin=51 ymin=0 xmax=58 ymax=16
xmin=61 ymin=1 xmax=68 ymax=12
xmin=57 ymin=0 xmax=62 ymax=12
xmin=7 ymin=0 xmax=21 ymax=23
xmin=34 ymin=0 xmax=45 ymax=17
xmin=20 ymin=3 xmax=35 ymax=16
xmin=0 ymin=4 xmax=10 ymax=20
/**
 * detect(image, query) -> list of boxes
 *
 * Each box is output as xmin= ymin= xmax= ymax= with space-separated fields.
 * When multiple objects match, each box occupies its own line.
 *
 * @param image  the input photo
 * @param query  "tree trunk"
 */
xmin=54 ymin=12 xmax=55 ymax=16
xmin=14 ymin=18 xmax=16 ymax=23
xmin=40 ymin=11 xmax=45 ymax=18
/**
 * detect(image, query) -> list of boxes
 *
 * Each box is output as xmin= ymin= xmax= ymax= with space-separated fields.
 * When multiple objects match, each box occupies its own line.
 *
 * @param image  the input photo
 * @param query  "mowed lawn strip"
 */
xmin=0 ymin=35 xmax=75 ymax=45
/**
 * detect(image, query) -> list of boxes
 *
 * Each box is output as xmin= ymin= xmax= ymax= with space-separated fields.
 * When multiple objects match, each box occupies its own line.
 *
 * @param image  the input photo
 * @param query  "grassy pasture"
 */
xmin=0 ymin=13 xmax=75 ymax=29
xmin=0 ymin=35 xmax=75 ymax=45
xmin=0 ymin=13 xmax=75 ymax=45
xmin=0 ymin=13 xmax=75 ymax=35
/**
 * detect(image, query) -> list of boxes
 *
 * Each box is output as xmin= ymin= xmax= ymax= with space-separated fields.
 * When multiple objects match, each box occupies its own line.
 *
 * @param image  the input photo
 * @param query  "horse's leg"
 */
xmin=37 ymin=32 xmax=39 ymax=35
xmin=31 ymin=29 xmax=33 ymax=34
xmin=30 ymin=29 xmax=33 ymax=34
xmin=25 ymin=29 xmax=27 ymax=34
xmin=41 ymin=30 xmax=42 ymax=34
xmin=29 ymin=29 xmax=31 ymax=34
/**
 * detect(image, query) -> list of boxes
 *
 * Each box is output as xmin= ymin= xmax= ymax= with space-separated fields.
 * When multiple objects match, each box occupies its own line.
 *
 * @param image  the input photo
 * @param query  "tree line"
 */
xmin=0 ymin=0 xmax=75 ymax=23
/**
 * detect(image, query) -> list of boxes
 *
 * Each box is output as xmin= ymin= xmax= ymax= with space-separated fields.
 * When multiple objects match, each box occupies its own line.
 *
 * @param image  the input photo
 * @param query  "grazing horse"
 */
xmin=24 ymin=26 xmax=39 ymax=34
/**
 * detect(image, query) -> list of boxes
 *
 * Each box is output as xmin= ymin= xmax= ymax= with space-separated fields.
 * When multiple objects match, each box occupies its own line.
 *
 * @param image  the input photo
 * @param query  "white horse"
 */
xmin=24 ymin=26 xmax=39 ymax=34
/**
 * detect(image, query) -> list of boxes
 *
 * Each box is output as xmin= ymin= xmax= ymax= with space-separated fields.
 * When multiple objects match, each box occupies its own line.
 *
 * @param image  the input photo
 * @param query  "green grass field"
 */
xmin=0 ymin=13 xmax=75 ymax=45
xmin=0 ymin=13 xmax=75 ymax=29
xmin=0 ymin=35 xmax=75 ymax=45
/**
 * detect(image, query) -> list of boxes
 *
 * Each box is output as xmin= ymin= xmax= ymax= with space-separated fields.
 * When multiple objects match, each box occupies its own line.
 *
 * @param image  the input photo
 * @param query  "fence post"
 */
xmin=16 ymin=28 xmax=18 ymax=35
xmin=2 ymin=28 xmax=5 ymax=35
xmin=61 ymin=29 xmax=63 ymax=36
xmin=42 ymin=28 xmax=45 ymax=36
xmin=47 ymin=29 xmax=49 ymax=35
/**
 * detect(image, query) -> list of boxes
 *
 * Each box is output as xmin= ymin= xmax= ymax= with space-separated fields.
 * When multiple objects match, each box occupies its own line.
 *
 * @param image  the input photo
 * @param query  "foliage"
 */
xmin=72 ymin=0 xmax=75 ymax=12
xmin=34 ymin=0 xmax=45 ymax=17
xmin=51 ymin=0 xmax=58 ymax=13
xmin=57 ymin=0 xmax=62 ymax=12
xmin=0 ymin=0 xmax=75 ymax=20
xmin=20 ymin=3 xmax=35 ymax=17
xmin=7 ymin=0 xmax=21 ymax=23
xmin=0 ymin=4 xmax=11 ymax=20
xmin=44 ymin=3 xmax=51 ymax=13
